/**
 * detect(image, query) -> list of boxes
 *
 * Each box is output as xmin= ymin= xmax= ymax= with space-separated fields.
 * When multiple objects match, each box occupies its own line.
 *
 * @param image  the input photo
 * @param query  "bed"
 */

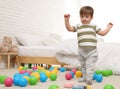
xmin=55 ymin=38 xmax=120 ymax=75
xmin=15 ymin=33 xmax=65 ymax=66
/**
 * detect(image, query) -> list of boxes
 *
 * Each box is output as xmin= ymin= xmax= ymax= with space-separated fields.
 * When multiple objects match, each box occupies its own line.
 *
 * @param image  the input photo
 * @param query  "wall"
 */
xmin=0 ymin=0 xmax=65 ymax=38
xmin=0 ymin=0 xmax=65 ymax=68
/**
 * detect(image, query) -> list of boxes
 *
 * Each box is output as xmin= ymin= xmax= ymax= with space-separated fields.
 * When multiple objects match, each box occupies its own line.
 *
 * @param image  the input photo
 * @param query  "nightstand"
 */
xmin=0 ymin=52 xmax=19 ymax=69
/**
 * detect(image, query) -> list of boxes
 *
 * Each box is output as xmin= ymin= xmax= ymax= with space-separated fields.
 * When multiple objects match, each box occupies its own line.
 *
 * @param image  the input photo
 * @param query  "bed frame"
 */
xmin=17 ymin=56 xmax=65 ymax=67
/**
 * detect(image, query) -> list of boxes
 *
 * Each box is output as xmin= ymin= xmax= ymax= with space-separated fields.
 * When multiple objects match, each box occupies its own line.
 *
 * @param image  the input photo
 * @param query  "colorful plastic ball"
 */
xmin=19 ymin=70 xmax=26 ymax=74
xmin=4 ymin=77 xmax=13 ymax=87
xmin=19 ymin=78 xmax=28 ymax=87
xmin=93 ymin=73 xmax=97 ymax=80
xmin=32 ymin=66 xmax=38 ymax=70
xmin=46 ymin=70 xmax=51 ymax=78
xmin=75 ymin=70 xmax=82 ymax=77
xmin=13 ymin=73 xmax=22 ymax=78
xmin=71 ymin=68 xmax=76 ymax=74
xmin=13 ymin=77 xmax=21 ymax=86
xmin=102 ymin=70 xmax=109 ymax=77
xmin=108 ymin=70 xmax=113 ymax=75
xmin=29 ymin=76 xmax=37 ymax=85
xmin=65 ymin=73 xmax=72 ymax=80
xmin=69 ymin=71 xmax=75 ymax=78
xmin=22 ymin=66 xmax=28 ymax=70
xmin=49 ymin=66 xmax=54 ymax=71
xmin=95 ymin=74 xmax=103 ymax=82
xmin=40 ymin=73 xmax=48 ymax=82
xmin=0 ymin=75 xmax=7 ymax=84
xmin=18 ymin=66 xmax=23 ymax=71
xmin=103 ymin=84 xmax=114 ymax=89
xmin=23 ymin=76 xmax=30 ymax=83
xmin=48 ymin=84 xmax=59 ymax=89
xmin=50 ymin=73 xmax=57 ymax=81
xmin=95 ymin=70 xmax=101 ymax=74
xmin=60 ymin=67 xmax=66 ymax=72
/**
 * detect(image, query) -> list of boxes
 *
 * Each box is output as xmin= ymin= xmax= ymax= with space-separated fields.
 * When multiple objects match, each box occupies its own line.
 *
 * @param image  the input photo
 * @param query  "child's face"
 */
xmin=80 ymin=14 xmax=93 ymax=24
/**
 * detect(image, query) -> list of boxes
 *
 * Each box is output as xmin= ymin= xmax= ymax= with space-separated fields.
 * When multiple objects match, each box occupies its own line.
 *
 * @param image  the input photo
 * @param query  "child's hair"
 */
xmin=80 ymin=6 xmax=94 ymax=17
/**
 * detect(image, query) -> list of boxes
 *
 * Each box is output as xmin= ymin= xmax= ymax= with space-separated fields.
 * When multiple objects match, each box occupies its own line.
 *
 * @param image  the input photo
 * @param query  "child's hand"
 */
xmin=64 ymin=14 xmax=70 ymax=21
xmin=107 ymin=22 xmax=113 ymax=29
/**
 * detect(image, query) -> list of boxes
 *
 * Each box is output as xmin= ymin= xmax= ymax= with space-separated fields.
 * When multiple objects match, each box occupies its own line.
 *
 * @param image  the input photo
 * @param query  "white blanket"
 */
xmin=56 ymin=39 xmax=120 ymax=75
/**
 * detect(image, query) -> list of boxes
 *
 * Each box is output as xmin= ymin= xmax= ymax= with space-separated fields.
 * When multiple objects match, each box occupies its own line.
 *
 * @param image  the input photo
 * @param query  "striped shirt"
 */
xmin=74 ymin=24 xmax=101 ymax=47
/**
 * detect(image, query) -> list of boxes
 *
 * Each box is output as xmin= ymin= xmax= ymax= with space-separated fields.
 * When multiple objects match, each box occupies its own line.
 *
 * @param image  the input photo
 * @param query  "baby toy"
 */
xmin=0 ymin=36 xmax=18 ymax=53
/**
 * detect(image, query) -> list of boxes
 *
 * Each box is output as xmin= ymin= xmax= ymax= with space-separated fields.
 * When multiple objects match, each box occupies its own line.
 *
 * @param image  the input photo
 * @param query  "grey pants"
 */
xmin=78 ymin=47 xmax=98 ymax=80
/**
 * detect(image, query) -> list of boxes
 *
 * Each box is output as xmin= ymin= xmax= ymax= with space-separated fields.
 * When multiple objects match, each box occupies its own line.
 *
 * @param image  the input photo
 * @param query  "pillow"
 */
xmin=43 ymin=37 xmax=60 ymax=46
xmin=15 ymin=34 xmax=44 ymax=46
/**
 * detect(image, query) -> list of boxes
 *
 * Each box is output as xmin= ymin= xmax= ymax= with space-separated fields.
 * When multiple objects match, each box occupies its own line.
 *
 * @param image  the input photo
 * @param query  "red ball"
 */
xmin=4 ymin=77 xmax=13 ymax=87
xmin=65 ymin=73 xmax=72 ymax=80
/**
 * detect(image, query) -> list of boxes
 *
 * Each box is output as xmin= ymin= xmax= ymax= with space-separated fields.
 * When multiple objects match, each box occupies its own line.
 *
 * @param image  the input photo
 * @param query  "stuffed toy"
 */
xmin=0 ymin=36 xmax=18 ymax=53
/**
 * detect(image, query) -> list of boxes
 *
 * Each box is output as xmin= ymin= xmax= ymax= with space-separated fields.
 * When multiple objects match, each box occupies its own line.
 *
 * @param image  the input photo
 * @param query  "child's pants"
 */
xmin=78 ymin=47 xmax=98 ymax=80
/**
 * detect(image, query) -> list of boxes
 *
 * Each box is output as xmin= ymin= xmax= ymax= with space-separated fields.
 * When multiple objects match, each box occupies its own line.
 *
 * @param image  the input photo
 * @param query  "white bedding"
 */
xmin=55 ymin=39 xmax=120 ymax=75
xmin=18 ymin=46 xmax=58 ymax=57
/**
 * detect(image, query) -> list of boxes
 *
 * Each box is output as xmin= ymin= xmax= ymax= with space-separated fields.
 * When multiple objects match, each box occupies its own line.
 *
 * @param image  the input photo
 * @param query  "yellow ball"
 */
xmin=18 ymin=66 xmax=23 ymax=71
xmin=46 ymin=70 xmax=51 ymax=78
xmin=23 ymin=76 xmax=30 ymax=83
xmin=75 ymin=70 xmax=82 ymax=77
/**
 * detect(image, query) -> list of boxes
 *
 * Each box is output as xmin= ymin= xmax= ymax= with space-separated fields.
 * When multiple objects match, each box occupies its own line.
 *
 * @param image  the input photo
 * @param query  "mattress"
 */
xmin=18 ymin=46 xmax=58 ymax=57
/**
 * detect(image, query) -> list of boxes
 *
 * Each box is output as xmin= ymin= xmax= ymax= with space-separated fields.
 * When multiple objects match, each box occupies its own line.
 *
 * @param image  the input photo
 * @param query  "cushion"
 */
xmin=15 ymin=34 xmax=45 ymax=46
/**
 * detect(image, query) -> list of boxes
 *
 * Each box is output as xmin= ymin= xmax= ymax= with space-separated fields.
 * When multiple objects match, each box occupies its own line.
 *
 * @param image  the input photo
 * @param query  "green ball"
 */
xmin=0 ymin=75 xmax=7 ymax=84
xmin=48 ymin=84 xmax=59 ymax=89
xmin=95 ymin=70 xmax=101 ymax=74
xmin=50 ymin=73 xmax=57 ymax=81
xmin=102 ymin=70 xmax=109 ymax=77
xmin=22 ymin=66 xmax=28 ymax=70
xmin=108 ymin=70 xmax=113 ymax=75
xmin=29 ymin=76 xmax=37 ymax=85
xmin=103 ymin=84 xmax=114 ymax=89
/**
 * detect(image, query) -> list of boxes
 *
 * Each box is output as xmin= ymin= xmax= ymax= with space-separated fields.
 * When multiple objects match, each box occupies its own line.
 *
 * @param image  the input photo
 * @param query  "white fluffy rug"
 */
xmin=0 ymin=68 xmax=120 ymax=89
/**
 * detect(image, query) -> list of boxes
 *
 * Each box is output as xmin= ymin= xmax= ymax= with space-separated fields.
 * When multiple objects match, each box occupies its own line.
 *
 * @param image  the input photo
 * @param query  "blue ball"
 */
xmin=69 ymin=71 xmax=74 ymax=78
xmin=19 ymin=78 xmax=28 ymax=87
xmin=40 ymin=73 xmax=48 ymax=82
xmin=93 ymin=73 xmax=97 ymax=80
xmin=95 ymin=74 xmax=103 ymax=82
xmin=13 ymin=77 xmax=21 ymax=86
xmin=60 ymin=67 xmax=66 ymax=72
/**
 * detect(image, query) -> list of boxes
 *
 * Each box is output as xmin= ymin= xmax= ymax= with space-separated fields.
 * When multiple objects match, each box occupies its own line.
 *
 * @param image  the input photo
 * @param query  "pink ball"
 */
xmin=71 ymin=68 xmax=76 ymax=74
xmin=65 ymin=73 xmax=72 ymax=80
xmin=19 ymin=70 xmax=26 ymax=74
xmin=32 ymin=66 xmax=37 ymax=70
xmin=4 ymin=77 xmax=13 ymax=87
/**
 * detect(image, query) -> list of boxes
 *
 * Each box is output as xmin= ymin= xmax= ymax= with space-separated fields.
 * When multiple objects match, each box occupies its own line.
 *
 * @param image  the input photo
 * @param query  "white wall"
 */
xmin=0 ymin=0 xmax=65 ymax=38
xmin=76 ymin=0 xmax=120 ymax=43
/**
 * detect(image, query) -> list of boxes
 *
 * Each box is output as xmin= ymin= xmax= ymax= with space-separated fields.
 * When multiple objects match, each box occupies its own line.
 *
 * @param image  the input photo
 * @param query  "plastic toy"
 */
xmin=0 ymin=75 xmax=7 ymax=84
xmin=95 ymin=70 xmax=101 ymax=74
xmin=65 ymin=72 xmax=72 ymax=80
xmin=71 ymin=68 xmax=76 ymax=74
xmin=59 ymin=67 xmax=66 ymax=72
xmin=40 ymin=73 xmax=48 ymax=82
xmin=29 ymin=76 xmax=37 ymax=85
xmin=72 ymin=85 xmax=92 ymax=89
xmin=4 ymin=77 xmax=13 ymax=87
xmin=75 ymin=70 xmax=82 ymax=77
xmin=103 ymin=84 xmax=114 ymax=89
xmin=19 ymin=78 xmax=28 ymax=87
xmin=50 ymin=73 xmax=57 ymax=81
xmin=69 ymin=71 xmax=75 ymax=78
xmin=13 ymin=77 xmax=21 ymax=86
xmin=64 ymin=82 xmax=74 ymax=88
xmin=48 ymin=84 xmax=59 ymax=89
xmin=102 ymin=70 xmax=109 ymax=76
xmin=95 ymin=74 xmax=103 ymax=82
